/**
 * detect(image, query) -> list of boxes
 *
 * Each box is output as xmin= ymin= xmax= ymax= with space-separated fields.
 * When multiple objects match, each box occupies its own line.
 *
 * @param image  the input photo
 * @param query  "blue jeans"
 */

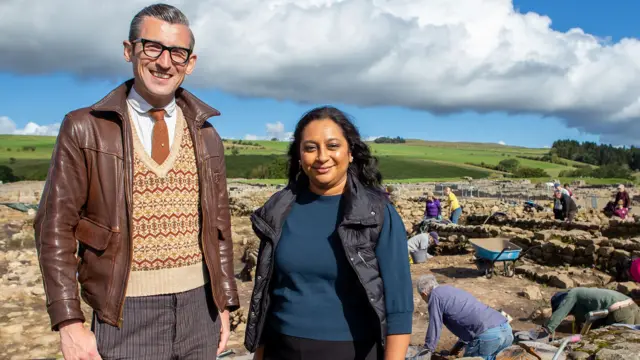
xmin=464 ymin=322 xmax=513 ymax=360
xmin=450 ymin=207 xmax=462 ymax=224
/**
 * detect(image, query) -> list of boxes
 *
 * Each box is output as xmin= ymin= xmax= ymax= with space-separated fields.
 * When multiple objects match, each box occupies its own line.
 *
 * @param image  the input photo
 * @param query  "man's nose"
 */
xmin=155 ymin=49 xmax=172 ymax=68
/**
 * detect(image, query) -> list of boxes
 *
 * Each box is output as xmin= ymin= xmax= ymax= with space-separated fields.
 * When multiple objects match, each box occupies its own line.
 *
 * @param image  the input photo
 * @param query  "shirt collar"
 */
xmin=126 ymin=86 xmax=176 ymax=117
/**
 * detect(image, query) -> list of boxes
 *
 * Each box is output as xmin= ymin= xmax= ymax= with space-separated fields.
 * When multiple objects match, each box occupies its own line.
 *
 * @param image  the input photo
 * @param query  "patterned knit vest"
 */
xmin=126 ymin=107 xmax=207 ymax=297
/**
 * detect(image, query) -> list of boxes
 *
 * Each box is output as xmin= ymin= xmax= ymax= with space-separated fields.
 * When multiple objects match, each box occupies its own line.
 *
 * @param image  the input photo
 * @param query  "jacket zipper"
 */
xmin=357 ymin=251 xmax=372 ymax=268
xmin=340 ymin=225 xmax=385 ymax=346
xmin=250 ymin=215 xmax=278 ymax=350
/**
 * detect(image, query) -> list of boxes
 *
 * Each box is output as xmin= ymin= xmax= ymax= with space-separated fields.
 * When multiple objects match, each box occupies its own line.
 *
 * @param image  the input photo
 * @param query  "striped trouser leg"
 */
xmin=92 ymin=293 xmax=175 ymax=360
xmin=92 ymin=283 xmax=220 ymax=359
xmin=173 ymin=283 xmax=221 ymax=359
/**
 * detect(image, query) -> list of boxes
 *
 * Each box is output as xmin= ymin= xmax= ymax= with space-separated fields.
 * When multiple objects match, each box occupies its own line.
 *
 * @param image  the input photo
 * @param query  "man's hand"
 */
xmin=449 ymin=340 xmax=465 ymax=357
xmin=413 ymin=347 xmax=433 ymax=360
xmin=529 ymin=327 xmax=551 ymax=342
xmin=217 ymin=309 xmax=231 ymax=355
xmin=59 ymin=320 xmax=102 ymax=360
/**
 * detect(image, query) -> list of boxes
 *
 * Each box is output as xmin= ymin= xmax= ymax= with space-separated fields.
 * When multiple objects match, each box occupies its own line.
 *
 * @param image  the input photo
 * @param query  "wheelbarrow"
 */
xmin=470 ymin=237 xmax=540 ymax=279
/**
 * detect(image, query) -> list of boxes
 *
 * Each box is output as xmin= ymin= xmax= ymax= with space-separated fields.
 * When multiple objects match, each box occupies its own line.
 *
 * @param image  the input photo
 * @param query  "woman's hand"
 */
xmin=252 ymin=346 xmax=265 ymax=360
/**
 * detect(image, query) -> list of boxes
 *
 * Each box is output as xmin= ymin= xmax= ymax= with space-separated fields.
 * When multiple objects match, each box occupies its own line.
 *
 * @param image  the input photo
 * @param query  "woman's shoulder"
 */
xmin=253 ymin=186 xmax=296 ymax=215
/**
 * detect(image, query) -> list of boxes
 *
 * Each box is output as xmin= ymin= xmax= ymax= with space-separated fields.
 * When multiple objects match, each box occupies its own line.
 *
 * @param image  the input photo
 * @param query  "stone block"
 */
xmin=612 ymin=249 xmax=631 ymax=260
xmin=617 ymin=282 xmax=640 ymax=294
xmin=535 ymin=231 xmax=552 ymax=241
xmin=520 ymin=285 xmax=543 ymax=301
xmin=549 ymin=273 xmax=575 ymax=289
xmin=584 ymin=244 xmax=597 ymax=256
xmin=610 ymin=239 xmax=630 ymax=249
xmin=576 ymin=238 xmax=596 ymax=247
xmin=598 ymin=247 xmax=615 ymax=257
xmin=562 ymin=245 xmax=576 ymax=256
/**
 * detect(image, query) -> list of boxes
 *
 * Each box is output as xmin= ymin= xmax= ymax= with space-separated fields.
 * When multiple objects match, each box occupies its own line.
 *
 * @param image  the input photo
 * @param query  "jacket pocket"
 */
xmin=75 ymin=217 xmax=115 ymax=251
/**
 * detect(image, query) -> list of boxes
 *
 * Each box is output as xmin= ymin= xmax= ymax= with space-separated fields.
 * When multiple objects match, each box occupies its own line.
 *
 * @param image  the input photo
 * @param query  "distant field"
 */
xmin=223 ymin=154 xmax=491 ymax=180
xmin=225 ymin=139 xmax=574 ymax=177
xmin=0 ymin=135 xmax=622 ymax=184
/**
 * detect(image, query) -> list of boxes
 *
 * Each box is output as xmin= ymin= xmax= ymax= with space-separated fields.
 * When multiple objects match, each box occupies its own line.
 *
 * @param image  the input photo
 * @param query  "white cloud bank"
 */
xmin=245 ymin=121 xmax=293 ymax=141
xmin=2 ymin=0 xmax=640 ymax=144
xmin=0 ymin=116 xmax=60 ymax=136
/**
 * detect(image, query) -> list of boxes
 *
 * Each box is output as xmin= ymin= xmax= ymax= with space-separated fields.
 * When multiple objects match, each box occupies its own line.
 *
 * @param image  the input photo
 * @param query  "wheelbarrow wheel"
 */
xmin=504 ymin=262 xmax=515 ymax=277
xmin=485 ymin=266 xmax=493 ymax=279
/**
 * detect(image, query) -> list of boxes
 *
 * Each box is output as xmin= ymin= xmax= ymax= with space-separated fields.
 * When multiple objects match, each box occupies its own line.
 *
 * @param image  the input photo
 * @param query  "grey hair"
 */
xmin=416 ymin=275 xmax=439 ymax=296
xmin=129 ymin=3 xmax=195 ymax=49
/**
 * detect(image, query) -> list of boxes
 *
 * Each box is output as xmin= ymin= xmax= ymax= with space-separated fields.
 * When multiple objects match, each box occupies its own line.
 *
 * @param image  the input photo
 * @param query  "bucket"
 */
xmin=411 ymin=249 xmax=429 ymax=264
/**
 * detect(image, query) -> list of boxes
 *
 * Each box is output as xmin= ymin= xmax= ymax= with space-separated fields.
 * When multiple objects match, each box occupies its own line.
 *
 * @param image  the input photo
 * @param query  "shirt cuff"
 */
xmin=387 ymin=311 xmax=413 ymax=335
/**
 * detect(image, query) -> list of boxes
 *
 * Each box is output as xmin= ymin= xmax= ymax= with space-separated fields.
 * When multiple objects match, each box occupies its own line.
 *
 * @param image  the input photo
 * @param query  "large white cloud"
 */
xmin=0 ymin=116 xmax=60 ymax=136
xmin=2 ymin=0 xmax=640 ymax=144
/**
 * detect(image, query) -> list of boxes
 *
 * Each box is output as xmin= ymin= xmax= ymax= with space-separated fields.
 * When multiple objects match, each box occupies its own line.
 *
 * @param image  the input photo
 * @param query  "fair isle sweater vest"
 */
xmin=126 ymin=107 xmax=207 ymax=297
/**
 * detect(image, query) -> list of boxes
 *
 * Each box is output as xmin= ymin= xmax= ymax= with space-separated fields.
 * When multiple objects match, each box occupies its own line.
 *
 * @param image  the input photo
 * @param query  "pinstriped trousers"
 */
xmin=91 ymin=283 xmax=221 ymax=360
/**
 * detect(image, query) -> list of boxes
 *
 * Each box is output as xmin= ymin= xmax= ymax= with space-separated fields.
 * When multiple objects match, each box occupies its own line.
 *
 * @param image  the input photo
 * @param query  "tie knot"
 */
xmin=148 ymin=108 xmax=166 ymax=122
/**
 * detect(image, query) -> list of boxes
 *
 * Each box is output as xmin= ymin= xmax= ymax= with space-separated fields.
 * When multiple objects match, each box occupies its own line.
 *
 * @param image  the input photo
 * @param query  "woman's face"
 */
xmin=299 ymin=119 xmax=353 ymax=195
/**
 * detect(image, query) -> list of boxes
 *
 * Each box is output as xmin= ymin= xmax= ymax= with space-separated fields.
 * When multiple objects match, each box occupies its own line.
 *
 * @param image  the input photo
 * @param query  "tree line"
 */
xmin=373 ymin=136 xmax=406 ymax=144
xmin=551 ymin=139 xmax=640 ymax=170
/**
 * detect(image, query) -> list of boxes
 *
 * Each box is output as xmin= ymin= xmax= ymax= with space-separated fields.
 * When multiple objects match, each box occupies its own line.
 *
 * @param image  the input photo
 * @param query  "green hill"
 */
xmin=0 ymin=135 xmax=628 ymax=185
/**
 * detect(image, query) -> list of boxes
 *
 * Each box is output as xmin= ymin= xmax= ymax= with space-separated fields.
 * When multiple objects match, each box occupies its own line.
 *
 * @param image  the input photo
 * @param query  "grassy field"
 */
xmin=0 ymin=135 xmax=627 ymax=184
xmin=225 ymin=139 xmax=574 ymax=177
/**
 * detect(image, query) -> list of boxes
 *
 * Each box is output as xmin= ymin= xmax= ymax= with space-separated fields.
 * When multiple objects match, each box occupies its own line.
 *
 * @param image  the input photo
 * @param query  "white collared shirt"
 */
xmin=126 ymin=87 xmax=178 ymax=156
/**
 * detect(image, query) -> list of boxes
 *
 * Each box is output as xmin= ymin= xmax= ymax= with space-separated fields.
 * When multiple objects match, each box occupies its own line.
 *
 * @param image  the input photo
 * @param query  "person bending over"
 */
xmin=413 ymin=275 xmax=512 ymax=360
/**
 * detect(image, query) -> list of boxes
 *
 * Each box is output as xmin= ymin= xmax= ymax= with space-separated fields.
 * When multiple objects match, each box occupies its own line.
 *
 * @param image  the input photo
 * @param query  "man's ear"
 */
xmin=123 ymin=40 xmax=133 ymax=62
xmin=185 ymin=53 xmax=198 ymax=75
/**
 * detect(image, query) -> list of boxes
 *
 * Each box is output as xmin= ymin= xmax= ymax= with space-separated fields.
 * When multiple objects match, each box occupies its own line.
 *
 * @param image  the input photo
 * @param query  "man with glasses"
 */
xmin=34 ymin=4 xmax=239 ymax=359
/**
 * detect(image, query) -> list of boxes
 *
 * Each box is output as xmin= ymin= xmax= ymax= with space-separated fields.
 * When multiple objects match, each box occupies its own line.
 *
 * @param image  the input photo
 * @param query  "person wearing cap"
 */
xmin=615 ymin=184 xmax=630 ymax=209
xmin=423 ymin=192 xmax=442 ymax=220
xmin=553 ymin=189 xmax=578 ymax=222
xmin=412 ymin=275 xmax=513 ymax=360
xmin=407 ymin=231 xmax=439 ymax=253
xmin=539 ymin=288 xmax=640 ymax=339
xmin=554 ymin=183 xmax=570 ymax=196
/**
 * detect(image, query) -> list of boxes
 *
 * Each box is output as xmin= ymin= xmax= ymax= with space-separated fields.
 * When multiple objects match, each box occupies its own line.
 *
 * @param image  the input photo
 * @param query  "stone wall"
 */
xmin=510 ymin=231 xmax=640 ymax=276
xmin=416 ymin=219 xmax=640 ymax=281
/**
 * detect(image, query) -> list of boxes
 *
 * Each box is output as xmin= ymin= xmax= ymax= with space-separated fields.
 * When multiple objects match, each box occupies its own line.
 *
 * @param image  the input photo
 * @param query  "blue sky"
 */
xmin=1 ymin=0 xmax=639 ymax=148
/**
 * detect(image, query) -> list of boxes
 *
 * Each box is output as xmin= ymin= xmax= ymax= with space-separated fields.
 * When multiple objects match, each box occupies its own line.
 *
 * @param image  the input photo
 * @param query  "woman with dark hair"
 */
xmin=244 ymin=106 xmax=413 ymax=360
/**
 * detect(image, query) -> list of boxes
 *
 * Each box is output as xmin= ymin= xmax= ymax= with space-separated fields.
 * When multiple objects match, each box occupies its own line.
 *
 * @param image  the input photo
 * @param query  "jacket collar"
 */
xmin=253 ymin=172 xmax=383 ymax=240
xmin=90 ymin=78 xmax=220 ymax=128
xmin=340 ymin=171 xmax=381 ymax=226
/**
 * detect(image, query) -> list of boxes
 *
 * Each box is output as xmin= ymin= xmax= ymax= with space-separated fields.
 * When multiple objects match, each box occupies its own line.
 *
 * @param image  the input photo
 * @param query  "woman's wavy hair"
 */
xmin=287 ymin=106 xmax=383 ymax=190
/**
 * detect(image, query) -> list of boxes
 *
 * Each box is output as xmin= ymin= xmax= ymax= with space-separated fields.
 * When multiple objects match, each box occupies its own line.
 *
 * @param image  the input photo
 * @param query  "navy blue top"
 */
xmin=424 ymin=285 xmax=507 ymax=351
xmin=267 ymin=188 xmax=414 ymax=341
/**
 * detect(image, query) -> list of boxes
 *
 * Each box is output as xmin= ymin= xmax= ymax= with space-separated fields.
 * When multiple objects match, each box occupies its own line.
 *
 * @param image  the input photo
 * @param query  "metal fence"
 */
xmin=431 ymin=182 xmax=619 ymax=210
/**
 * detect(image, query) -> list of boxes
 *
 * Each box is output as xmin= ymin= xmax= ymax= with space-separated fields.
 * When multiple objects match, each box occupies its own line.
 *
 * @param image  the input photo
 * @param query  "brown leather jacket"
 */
xmin=34 ymin=79 xmax=239 ymax=330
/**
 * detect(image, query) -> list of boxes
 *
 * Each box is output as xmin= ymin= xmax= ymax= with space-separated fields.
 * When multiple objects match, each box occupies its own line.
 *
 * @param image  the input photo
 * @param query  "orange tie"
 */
xmin=149 ymin=108 xmax=169 ymax=164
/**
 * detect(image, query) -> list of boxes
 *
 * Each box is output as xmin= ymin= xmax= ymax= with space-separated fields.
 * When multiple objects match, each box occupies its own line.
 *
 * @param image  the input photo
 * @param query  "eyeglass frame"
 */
xmin=130 ymin=38 xmax=193 ymax=65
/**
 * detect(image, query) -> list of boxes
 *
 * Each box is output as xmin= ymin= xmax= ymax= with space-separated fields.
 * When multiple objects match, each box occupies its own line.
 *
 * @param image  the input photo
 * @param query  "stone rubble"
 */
xmin=1 ymin=180 xmax=638 ymax=359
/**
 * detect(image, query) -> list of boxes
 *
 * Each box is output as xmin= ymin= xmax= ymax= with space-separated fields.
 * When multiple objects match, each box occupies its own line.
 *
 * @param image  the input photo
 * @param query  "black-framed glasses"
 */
xmin=131 ymin=38 xmax=192 ymax=65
